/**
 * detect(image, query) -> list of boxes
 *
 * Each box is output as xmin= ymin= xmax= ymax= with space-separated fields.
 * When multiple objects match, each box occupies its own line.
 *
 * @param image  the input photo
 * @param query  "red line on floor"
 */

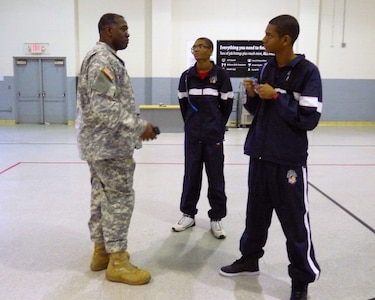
xmin=0 ymin=162 xmax=22 ymax=175
xmin=1 ymin=161 xmax=374 ymax=176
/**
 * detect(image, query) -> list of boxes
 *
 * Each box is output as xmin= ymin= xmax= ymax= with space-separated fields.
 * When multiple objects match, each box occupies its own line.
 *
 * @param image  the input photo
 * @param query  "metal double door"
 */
xmin=14 ymin=57 xmax=67 ymax=124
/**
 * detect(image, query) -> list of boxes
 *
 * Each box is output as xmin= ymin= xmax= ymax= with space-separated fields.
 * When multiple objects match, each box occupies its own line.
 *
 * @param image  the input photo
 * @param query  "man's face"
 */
xmin=262 ymin=24 xmax=284 ymax=54
xmin=191 ymin=39 xmax=213 ymax=61
xmin=109 ymin=17 xmax=130 ymax=51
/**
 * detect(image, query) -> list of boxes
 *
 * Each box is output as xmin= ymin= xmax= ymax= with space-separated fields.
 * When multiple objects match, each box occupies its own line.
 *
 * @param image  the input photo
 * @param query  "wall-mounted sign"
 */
xmin=216 ymin=40 xmax=274 ymax=78
xmin=24 ymin=43 xmax=50 ymax=55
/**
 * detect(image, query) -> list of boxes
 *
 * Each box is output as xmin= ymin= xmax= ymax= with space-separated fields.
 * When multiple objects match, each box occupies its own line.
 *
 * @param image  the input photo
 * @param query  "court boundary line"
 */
xmin=1 ymin=161 xmax=374 ymax=234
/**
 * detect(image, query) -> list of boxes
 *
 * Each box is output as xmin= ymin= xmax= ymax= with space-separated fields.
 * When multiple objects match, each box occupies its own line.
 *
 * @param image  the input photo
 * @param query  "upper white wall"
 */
xmin=170 ymin=0 xmax=300 ymax=76
xmin=318 ymin=0 xmax=374 ymax=79
xmin=76 ymin=0 xmax=148 ymax=78
xmin=0 ymin=0 xmax=76 ymax=76
xmin=0 ymin=0 xmax=374 ymax=79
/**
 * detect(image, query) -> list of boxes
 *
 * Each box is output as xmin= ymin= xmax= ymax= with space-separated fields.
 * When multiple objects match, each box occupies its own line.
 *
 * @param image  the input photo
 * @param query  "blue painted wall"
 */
xmin=1 ymin=76 xmax=374 ymax=123
xmin=131 ymin=77 xmax=375 ymax=122
xmin=322 ymin=79 xmax=375 ymax=121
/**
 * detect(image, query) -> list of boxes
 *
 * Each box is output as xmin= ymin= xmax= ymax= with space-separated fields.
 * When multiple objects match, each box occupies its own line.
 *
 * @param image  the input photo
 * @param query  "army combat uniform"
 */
xmin=76 ymin=42 xmax=147 ymax=253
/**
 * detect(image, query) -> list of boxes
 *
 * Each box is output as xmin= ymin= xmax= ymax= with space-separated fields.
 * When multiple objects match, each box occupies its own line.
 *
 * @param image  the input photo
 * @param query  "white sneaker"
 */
xmin=172 ymin=214 xmax=195 ymax=232
xmin=210 ymin=220 xmax=226 ymax=239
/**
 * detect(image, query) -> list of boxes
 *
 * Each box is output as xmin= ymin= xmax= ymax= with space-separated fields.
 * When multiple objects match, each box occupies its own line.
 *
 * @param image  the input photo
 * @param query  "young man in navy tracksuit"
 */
xmin=220 ymin=15 xmax=321 ymax=300
xmin=172 ymin=37 xmax=234 ymax=239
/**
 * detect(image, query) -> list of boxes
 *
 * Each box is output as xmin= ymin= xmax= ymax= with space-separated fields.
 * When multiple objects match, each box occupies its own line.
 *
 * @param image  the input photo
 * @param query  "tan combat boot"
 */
xmin=90 ymin=243 xmax=109 ymax=271
xmin=90 ymin=243 xmax=130 ymax=271
xmin=106 ymin=252 xmax=151 ymax=285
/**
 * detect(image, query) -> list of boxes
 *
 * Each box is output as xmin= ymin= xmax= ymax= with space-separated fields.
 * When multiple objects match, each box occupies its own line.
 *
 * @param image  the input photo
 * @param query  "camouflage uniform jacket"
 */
xmin=76 ymin=42 xmax=147 ymax=161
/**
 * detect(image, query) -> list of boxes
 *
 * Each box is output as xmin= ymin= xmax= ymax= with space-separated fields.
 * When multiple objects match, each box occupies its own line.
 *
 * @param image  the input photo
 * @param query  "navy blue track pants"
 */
xmin=240 ymin=158 xmax=320 ymax=283
xmin=180 ymin=139 xmax=227 ymax=220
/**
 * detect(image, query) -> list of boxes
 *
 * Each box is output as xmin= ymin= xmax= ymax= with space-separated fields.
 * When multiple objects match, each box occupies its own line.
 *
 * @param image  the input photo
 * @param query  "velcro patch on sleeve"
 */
xmin=93 ymin=71 xmax=112 ymax=93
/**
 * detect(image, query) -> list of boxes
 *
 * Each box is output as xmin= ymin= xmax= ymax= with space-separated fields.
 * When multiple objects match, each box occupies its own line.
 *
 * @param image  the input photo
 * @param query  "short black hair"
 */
xmin=98 ymin=13 xmax=123 ymax=33
xmin=269 ymin=15 xmax=300 ymax=46
xmin=196 ymin=37 xmax=214 ymax=50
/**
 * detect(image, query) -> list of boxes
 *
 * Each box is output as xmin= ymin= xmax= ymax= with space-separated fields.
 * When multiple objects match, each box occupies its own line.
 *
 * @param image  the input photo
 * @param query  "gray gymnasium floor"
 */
xmin=0 ymin=124 xmax=374 ymax=300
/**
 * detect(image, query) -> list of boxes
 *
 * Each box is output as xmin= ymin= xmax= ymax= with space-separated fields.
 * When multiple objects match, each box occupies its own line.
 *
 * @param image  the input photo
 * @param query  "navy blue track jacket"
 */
xmin=178 ymin=62 xmax=234 ymax=144
xmin=244 ymin=55 xmax=323 ymax=166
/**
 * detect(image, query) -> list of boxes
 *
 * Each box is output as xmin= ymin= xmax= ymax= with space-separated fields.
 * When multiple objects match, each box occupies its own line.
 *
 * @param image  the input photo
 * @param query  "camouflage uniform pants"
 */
xmin=87 ymin=157 xmax=135 ymax=253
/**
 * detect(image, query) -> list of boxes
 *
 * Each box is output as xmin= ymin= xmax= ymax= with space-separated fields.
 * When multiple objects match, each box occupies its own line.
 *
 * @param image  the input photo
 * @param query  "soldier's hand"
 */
xmin=141 ymin=122 xmax=157 ymax=141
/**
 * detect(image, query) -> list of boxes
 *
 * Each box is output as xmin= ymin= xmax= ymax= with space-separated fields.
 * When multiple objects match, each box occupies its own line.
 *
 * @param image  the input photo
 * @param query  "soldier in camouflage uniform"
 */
xmin=75 ymin=13 xmax=156 ymax=285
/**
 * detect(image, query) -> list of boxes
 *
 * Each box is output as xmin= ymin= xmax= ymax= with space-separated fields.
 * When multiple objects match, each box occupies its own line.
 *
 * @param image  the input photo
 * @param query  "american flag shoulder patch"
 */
xmin=101 ymin=67 xmax=114 ymax=81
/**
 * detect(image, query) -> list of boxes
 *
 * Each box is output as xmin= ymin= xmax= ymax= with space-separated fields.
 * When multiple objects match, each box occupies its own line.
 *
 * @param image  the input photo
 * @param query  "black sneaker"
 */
xmin=290 ymin=281 xmax=308 ymax=300
xmin=219 ymin=256 xmax=259 ymax=277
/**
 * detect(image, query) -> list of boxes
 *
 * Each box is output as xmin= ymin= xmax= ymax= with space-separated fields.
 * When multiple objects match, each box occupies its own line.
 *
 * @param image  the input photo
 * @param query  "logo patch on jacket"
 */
xmin=209 ymin=75 xmax=217 ymax=84
xmin=286 ymin=169 xmax=297 ymax=185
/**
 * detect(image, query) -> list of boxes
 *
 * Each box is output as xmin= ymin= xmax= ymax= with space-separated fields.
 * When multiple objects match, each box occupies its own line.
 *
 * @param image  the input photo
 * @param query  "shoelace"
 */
xmin=178 ymin=215 xmax=193 ymax=225
xmin=212 ymin=221 xmax=223 ymax=231
xmin=178 ymin=217 xmax=187 ymax=225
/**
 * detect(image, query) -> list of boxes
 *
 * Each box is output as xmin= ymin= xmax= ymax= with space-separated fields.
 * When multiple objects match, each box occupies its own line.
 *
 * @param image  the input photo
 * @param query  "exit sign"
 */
xmin=24 ymin=43 xmax=49 ymax=55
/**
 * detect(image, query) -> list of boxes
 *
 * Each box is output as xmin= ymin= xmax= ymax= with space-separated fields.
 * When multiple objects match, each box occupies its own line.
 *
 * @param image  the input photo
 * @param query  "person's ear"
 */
xmin=104 ymin=26 xmax=112 ymax=37
xmin=283 ymin=35 xmax=292 ymax=46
